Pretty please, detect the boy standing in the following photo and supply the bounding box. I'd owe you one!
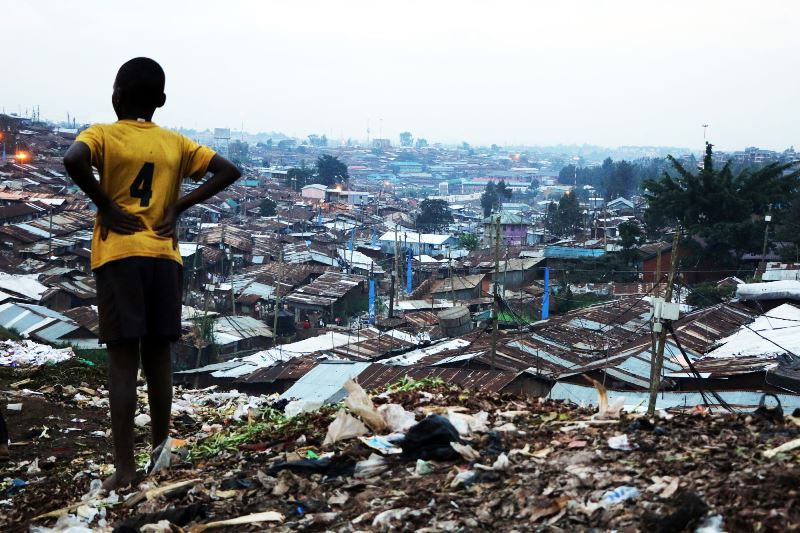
[63,57,241,489]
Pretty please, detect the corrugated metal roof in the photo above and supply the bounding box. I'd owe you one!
[279,361,371,403]
[356,363,521,393]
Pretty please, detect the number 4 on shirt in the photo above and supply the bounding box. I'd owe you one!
[130,162,155,207]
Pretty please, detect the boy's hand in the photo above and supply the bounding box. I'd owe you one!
[154,205,179,249]
[98,202,146,240]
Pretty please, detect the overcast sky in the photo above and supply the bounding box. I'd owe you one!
[3,0,797,151]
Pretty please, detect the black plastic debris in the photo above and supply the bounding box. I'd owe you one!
[399,414,462,461]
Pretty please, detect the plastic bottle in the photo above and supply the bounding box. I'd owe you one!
[601,485,640,506]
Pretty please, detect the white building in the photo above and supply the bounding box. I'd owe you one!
[301,184,327,202]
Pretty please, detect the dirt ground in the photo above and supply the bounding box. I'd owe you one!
[2,366,800,532]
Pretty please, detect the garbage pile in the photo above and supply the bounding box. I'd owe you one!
[0,340,74,367]
[2,364,800,532]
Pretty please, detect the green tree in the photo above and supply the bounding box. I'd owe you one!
[316,155,349,187]
[644,142,800,264]
[618,220,642,262]
[399,131,413,147]
[286,164,314,191]
[556,192,582,235]
[259,197,276,217]
[481,182,497,217]
[458,233,479,251]
[229,140,249,165]
[416,199,453,231]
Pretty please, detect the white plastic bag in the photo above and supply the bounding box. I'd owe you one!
[343,379,386,432]
[323,410,368,446]
[378,404,416,433]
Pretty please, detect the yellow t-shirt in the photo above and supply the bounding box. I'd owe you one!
[76,120,215,270]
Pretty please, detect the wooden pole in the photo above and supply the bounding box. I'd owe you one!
[272,246,283,345]
[647,230,681,416]
[490,215,501,371]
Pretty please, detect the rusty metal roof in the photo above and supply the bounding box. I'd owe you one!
[285,271,365,308]
[356,363,521,393]
[238,356,319,384]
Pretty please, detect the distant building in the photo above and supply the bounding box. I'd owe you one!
[301,184,327,202]
[325,189,371,206]
[372,138,391,149]
[483,213,530,247]
[438,182,449,196]
[377,230,457,256]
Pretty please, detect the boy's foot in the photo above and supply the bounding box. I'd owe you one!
[102,469,137,491]
[0,444,8,462]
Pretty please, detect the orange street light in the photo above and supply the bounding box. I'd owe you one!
[15,151,29,161]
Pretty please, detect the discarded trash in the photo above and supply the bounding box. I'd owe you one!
[6,403,22,412]
[354,453,388,478]
[267,457,356,478]
[445,409,489,435]
[587,376,625,419]
[305,450,319,459]
[0,340,74,367]
[187,510,283,532]
[642,491,709,532]
[450,469,478,488]
[400,414,461,461]
[753,393,784,424]
[378,403,417,433]
[608,434,634,451]
[284,399,323,418]
[415,459,433,475]
[601,485,640,506]
[763,436,800,458]
[359,435,402,454]
[323,410,368,446]
[491,452,511,472]
[696,514,725,533]
[145,437,174,475]
[5,479,27,495]
[450,441,481,461]
[134,413,151,427]
[343,379,387,432]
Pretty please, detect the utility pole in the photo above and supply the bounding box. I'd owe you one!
[388,272,395,318]
[48,208,53,258]
[448,250,455,306]
[272,246,284,345]
[757,213,772,281]
[490,215,501,371]
[228,247,236,315]
[647,230,681,416]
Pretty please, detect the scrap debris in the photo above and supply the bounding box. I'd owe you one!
[2,360,800,532]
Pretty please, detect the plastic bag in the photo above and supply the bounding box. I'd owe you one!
[354,453,388,479]
[284,399,323,418]
[378,403,416,433]
[445,409,489,435]
[343,379,386,432]
[323,410,368,446]
[146,437,174,475]
[587,376,625,419]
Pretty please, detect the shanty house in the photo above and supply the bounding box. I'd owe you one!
[284,271,367,322]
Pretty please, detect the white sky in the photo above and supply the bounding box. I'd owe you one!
[2,0,798,150]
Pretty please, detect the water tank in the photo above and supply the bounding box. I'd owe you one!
[438,306,473,337]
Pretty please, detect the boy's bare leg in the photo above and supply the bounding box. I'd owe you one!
[141,338,173,448]
[104,340,140,490]
[0,410,9,461]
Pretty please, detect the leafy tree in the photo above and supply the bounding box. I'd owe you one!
[415,138,428,149]
[286,164,315,191]
[458,233,479,251]
[480,180,513,217]
[557,192,582,235]
[416,199,453,231]
[644,143,800,264]
[316,155,349,187]
[618,220,642,262]
[259,197,276,217]
[399,131,413,147]
[481,182,497,217]
[229,140,249,165]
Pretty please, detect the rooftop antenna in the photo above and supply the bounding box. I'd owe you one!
[702,124,709,143]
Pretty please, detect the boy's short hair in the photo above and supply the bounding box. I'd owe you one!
[115,57,165,108]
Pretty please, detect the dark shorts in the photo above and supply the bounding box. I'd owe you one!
[95,257,183,344]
